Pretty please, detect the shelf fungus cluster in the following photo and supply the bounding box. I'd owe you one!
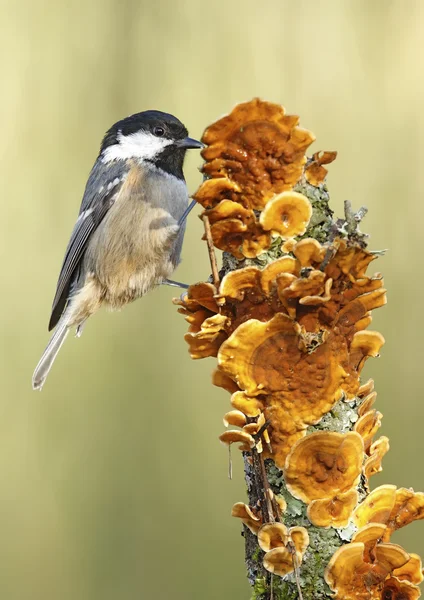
[174,99,423,599]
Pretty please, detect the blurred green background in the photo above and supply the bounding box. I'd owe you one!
[1,1,423,598]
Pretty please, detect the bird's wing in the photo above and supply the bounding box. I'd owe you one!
[48,159,128,331]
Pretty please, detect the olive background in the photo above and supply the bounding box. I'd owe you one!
[1,1,423,598]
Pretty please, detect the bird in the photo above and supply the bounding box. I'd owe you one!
[32,110,203,391]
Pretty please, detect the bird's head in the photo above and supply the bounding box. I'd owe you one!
[100,110,203,179]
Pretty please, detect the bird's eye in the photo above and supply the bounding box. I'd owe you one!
[153,126,165,137]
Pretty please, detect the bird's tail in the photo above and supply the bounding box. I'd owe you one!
[32,311,72,391]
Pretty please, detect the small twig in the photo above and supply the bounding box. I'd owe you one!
[288,542,304,600]
[202,214,220,290]
[319,246,336,272]
[319,233,340,272]
[253,418,273,453]
[344,199,368,224]
[251,449,273,523]
[249,418,276,523]
[258,452,275,522]
[269,491,282,523]
[344,199,368,235]
[228,445,232,480]
[354,205,368,223]
[253,419,271,442]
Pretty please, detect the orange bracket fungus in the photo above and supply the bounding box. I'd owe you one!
[259,191,312,238]
[174,99,422,599]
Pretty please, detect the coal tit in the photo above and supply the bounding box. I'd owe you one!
[32,110,203,390]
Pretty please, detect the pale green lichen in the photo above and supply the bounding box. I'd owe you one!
[307,396,359,434]
[294,178,334,244]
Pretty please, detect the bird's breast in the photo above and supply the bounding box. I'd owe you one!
[84,163,188,305]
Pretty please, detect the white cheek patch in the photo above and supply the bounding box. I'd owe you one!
[101,130,173,163]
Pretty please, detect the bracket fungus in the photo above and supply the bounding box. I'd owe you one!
[201,98,316,211]
[307,489,359,528]
[354,485,398,530]
[358,390,378,417]
[284,431,364,503]
[174,99,423,599]
[261,526,310,577]
[351,523,389,561]
[354,409,383,453]
[324,541,412,600]
[381,577,421,600]
[229,390,263,417]
[223,410,247,428]
[259,191,312,238]
[183,313,229,359]
[262,547,301,578]
[393,554,424,586]
[232,502,262,535]
[258,523,289,552]
[219,430,255,449]
[305,150,338,187]
[364,436,390,482]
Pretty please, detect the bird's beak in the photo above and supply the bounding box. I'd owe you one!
[176,136,205,149]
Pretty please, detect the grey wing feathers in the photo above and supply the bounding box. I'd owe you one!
[48,160,127,331]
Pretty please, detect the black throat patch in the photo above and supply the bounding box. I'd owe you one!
[148,146,186,181]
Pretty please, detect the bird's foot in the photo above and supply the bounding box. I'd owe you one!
[162,279,189,290]
[178,199,197,226]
